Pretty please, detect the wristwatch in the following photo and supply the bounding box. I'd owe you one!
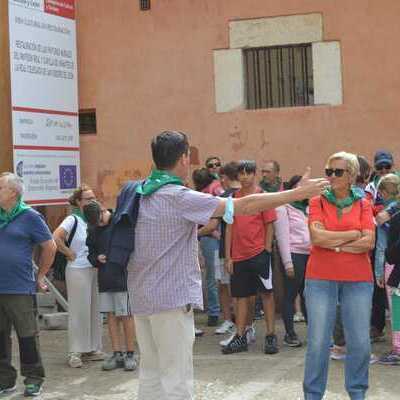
[334,247,341,253]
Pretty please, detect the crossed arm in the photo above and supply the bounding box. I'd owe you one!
[309,221,375,254]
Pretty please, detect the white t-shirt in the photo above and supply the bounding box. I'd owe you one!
[60,215,92,269]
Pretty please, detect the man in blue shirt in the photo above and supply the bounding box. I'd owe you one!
[0,172,56,397]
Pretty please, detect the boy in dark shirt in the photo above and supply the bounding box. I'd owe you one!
[84,201,137,372]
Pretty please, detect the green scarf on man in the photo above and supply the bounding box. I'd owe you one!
[137,169,184,196]
[260,177,282,193]
[0,197,31,229]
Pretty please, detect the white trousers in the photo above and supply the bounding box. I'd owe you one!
[65,267,102,353]
[135,307,195,400]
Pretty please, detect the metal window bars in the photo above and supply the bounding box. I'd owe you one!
[244,44,314,109]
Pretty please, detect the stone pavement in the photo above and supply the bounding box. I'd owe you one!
[6,315,399,400]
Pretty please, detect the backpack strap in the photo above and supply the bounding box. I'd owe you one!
[66,215,78,247]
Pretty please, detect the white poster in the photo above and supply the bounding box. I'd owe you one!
[9,0,79,205]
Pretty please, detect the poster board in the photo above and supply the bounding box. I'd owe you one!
[8,0,79,205]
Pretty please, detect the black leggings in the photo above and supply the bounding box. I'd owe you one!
[282,253,308,335]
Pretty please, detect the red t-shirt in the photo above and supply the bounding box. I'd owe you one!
[306,196,374,282]
[231,189,277,262]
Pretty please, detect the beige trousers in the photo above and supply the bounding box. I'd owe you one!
[135,308,195,400]
[65,267,102,353]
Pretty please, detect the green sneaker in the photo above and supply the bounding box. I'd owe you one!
[24,383,42,397]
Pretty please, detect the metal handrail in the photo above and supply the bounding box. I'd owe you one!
[33,263,68,312]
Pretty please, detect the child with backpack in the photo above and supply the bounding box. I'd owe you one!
[84,200,137,371]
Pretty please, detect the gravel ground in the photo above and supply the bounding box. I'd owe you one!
[6,314,399,399]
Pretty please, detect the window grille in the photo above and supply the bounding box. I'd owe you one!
[140,0,151,11]
[244,44,314,109]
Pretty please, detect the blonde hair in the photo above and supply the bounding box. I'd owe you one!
[378,173,400,201]
[326,151,360,183]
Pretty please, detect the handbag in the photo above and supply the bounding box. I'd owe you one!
[52,216,78,281]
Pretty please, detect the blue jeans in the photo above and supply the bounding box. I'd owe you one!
[303,279,373,400]
[200,237,220,317]
[374,225,388,280]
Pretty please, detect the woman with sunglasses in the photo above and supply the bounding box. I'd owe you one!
[303,152,375,400]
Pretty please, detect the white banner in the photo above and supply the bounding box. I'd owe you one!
[9,0,79,205]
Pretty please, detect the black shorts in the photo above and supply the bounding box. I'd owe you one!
[230,250,273,298]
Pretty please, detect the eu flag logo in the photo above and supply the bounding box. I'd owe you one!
[59,165,77,189]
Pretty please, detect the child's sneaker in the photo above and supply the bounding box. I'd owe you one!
[124,352,138,371]
[102,352,125,371]
[222,334,248,354]
[24,383,42,397]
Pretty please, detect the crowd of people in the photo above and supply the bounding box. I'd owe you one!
[1,131,400,400]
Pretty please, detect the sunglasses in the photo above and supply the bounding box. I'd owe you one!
[375,163,392,171]
[325,168,347,177]
[207,162,221,168]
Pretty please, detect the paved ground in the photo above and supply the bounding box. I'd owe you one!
[6,314,400,399]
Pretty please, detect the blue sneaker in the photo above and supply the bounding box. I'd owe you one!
[24,383,42,397]
[0,383,16,394]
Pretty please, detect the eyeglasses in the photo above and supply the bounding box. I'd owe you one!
[262,170,273,174]
[325,168,347,177]
[207,162,221,168]
[375,163,392,171]
[81,196,96,201]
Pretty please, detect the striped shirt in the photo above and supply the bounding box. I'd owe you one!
[127,184,220,315]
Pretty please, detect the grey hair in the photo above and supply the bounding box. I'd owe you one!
[326,151,360,184]
[0,172,25,196]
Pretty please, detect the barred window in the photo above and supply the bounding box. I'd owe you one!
[79,109,97,135]
[244,44,314,109]
[140,0,151,11]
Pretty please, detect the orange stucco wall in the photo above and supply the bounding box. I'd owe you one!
[44,1,400,204]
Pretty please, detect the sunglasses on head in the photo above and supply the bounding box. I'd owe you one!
[376,163,392,171]
[325,168,347,177]
[207,162,221,168]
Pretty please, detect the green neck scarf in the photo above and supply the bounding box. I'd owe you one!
[72,207,87,222]
[290,200,308,216]
[137,169,184,196]
[260,177,282,193]
[323,186,363,218]
[0,197,31,229]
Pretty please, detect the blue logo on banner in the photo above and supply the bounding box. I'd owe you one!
[59,165,77,189]
[16,161,24,178]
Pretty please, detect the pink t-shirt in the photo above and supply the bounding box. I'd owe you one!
[274,205,310,269]
[202,180,224,196]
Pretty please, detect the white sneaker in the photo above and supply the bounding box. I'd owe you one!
[215,320,235,335]
[245,325,256,344]
[68,352,83,368]
[294,312,305,323]
[220,330,236,347]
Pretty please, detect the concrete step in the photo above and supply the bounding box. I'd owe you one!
[36,292,56,308]
[38,305,58,316]
[39,312,68,330]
